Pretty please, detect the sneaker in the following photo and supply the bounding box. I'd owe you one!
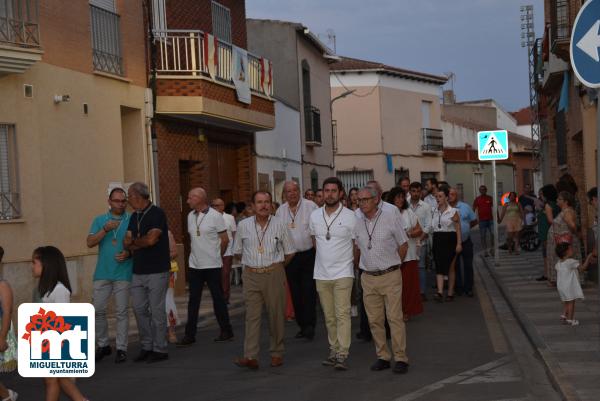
[114,350,127,364]
[214,331,234,342]
[334,356,348,371]
[567,319,579,326]
[146,351,169,363]
[322,352,336,366]
[95,345,111,362]
[176,336,196,347]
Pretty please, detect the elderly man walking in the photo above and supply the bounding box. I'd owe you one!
[354,186,410,374]
[276,181,318,340]
[178,188,234,347]
[87,187,132,363]
[124,182,171,363]
[234,191,296,370]
[310,177,357,370]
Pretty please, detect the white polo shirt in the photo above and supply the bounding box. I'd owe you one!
[410,200,432,235]
[223,212,237,257]
[275,199,317,252]
[309,204,357,281]
[188,207,227,269]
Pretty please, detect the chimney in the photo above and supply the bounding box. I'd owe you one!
[443,90,456,105]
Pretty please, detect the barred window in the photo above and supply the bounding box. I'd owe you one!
[90,2,123,76]
[0,124,20,219]
[211,1,231,43]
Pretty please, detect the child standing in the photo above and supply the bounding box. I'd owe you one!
[0,246,18,401]
[31,246,90,401]
[554,243,594,326]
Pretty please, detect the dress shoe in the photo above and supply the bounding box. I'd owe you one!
[133,349,152,363]
[147,351,169,363]
[176,336,195,347]
[270,356,283,367]
[393,361,409,374]
[95,345,111,362]
[214,331,234,342]
[295,330,305,339]
[234,357,259,370]
[371,359,391,371]
[334,356,348,371]
[322,352,336,366]
[114,350,127,364]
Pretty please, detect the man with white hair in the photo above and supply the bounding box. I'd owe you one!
[276,181,318,340]
[124,182,170,363]
[177,188,233,347]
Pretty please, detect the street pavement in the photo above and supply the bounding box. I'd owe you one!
[4,234,565,401]
[481,248,600,401]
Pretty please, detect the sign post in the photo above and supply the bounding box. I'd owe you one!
[478,130,509,266]
[570,0,600,344]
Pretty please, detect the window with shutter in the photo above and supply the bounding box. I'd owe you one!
[0,124,20,219]
[90,1,123,76]
[211,1,231,43]
[89,0,115,12]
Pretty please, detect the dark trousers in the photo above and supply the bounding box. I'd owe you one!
[456,238,474,293]
[285,248,317,331]
[185,268,232,339]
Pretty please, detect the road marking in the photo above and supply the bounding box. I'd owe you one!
[391,356,514,401]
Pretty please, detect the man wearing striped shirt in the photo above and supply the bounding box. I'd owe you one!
[354,186,410,374]
[234,191,296,370]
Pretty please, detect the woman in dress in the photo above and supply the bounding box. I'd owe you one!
[388,187,423,320]
[547,191,583,285]
[430,186,462,302]
[536,185,560,282]
[499,192,524,254]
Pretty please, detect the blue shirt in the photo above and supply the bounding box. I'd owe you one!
[90,212,133,281]
[454,201,477,241]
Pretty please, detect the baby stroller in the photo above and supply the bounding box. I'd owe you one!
[519,223,540,252]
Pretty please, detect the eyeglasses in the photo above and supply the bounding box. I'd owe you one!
[357,197,374,203]
[110,199,128,203]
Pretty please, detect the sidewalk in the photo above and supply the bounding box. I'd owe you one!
[481,249,600,401]
[105,284,246,343]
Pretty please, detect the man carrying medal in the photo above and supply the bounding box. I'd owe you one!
[309,177,357,371]
[87,186,132,363]
[275,181,318,340]
[234,191,295,370]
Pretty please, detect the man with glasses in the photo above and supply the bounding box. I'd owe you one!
[473,185,494,256]
[87,187,132,363]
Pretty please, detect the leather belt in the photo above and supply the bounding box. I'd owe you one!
[362,265,400,276]
[245,264,281,274]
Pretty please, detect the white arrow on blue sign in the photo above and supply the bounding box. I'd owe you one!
[571,0,600,88]
[478,130,509,161]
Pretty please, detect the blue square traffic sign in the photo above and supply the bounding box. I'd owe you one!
[478,130,509,161]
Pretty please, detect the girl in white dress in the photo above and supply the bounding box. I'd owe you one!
[554,243,594,326]
[31,246,90,401]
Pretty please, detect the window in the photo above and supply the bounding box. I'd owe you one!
[337,170,373,192]
[151,0,167,33]
[555,0,569,39]
[497,181,504,197]
[522,169,532,188]
[421,101,432,129]
[310,169,319,192]
[395,168,409,186]
[0,124,20,219]
[211,1,231,43]
[456,183,464,201]
[420,172,438,186]
[301,60,320,143]
[90,0,115,12]
[90,2,123,76]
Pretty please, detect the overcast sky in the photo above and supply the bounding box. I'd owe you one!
[246,0,545,112]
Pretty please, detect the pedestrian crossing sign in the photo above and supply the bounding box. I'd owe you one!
[477,130,509,161]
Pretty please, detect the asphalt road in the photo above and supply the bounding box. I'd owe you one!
[5,230,562,401]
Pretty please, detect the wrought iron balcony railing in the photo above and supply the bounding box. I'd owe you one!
[421,128,443,152]
[154,29,273,97]
[0,192,20,220]
[90,5,123,76]
[0,0,40,48]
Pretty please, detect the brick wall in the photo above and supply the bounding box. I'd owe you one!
[156,78,275,115]
[165,0,247,48]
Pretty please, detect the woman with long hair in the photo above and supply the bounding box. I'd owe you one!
[536,185,560,282]
[499,192,524,254]
[388,187,423,320]
[347,187,359,211]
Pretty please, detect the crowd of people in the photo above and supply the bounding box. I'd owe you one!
[0,173,597,400]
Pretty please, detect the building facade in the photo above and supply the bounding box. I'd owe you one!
[330,57,447,190]
[247,19,335,192]
[0,0,150,306]
[150,1,275,258]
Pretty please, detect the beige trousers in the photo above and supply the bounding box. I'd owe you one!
[242,263,286,359]
[361,269,408,362]
[316,277,354,357]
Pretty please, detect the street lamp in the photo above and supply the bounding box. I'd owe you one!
[330,89,356,106]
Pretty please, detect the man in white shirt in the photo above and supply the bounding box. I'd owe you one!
[309,177,357,370]
[234,191,296,370]
[366,180,397,214]
[399,177,411,203]
[409,182,432,300]
[211,198,237,303]
[177,188,233,347]
[354,186,409,374]
[276,181,318,340]
[314,189,325,207]
[424,178,439,210]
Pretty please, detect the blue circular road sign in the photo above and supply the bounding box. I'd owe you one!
[571,0,600,88]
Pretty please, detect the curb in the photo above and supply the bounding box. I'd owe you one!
[479,252,581,401]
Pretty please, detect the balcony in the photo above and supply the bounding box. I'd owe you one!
[305,106,321,146]
[550,2,570,60]
[153,29,275,131]
[542,50,568,92]
[0,0,42,75]
[421,128,443,152]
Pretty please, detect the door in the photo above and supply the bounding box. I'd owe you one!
[208,142,239,202]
